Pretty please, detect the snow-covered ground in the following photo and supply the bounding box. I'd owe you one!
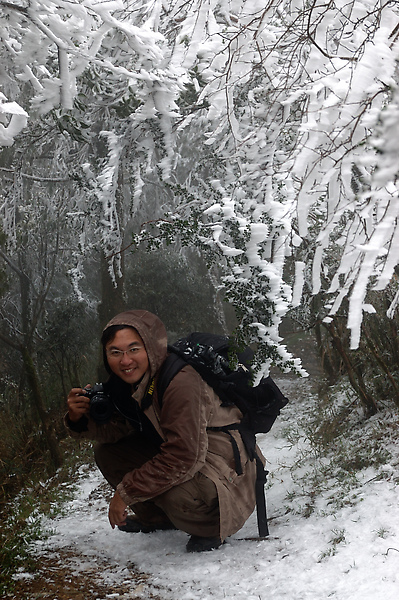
[32,378,399,600]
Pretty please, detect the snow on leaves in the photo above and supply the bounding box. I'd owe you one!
[1,0,399,374]
[0,92,28,146]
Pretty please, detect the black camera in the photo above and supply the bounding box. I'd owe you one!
[83,383,114,424]
[186,343,230,376]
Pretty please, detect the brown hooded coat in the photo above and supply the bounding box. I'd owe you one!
[66,309,263,540]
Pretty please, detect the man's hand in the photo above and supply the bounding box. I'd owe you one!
[108,491,128,529]
[67,387,90,422]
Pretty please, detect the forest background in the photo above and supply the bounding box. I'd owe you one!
[1,0,399,593]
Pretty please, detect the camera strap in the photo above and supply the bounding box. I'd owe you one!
[141,377,156,411]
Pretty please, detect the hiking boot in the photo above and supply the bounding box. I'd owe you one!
[118,515,177,534]
[186,535,223,553]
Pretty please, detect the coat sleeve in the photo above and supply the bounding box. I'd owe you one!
[64,412,136,444]
[116,367,212,505]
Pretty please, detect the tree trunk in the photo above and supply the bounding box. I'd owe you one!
[21,346,63,471]
[363,329,399,408]
[97,250,126,329]
[96,250,126,380]
[323,321,378,416]
[314,319,340,384]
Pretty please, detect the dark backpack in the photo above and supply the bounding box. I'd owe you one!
[155,332,289,538]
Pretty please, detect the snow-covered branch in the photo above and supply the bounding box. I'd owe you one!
[0,93,28,146]
[1,0,399,372]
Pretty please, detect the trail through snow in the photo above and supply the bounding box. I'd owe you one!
[30,377,399,599]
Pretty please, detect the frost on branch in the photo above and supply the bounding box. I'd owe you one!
[0,0,180,136]
[0,93,28,146]
[134,190,307,379]
[181,0,399,351]
[128,0,399,371]
[2,0,399,368]
[286,5,399,347]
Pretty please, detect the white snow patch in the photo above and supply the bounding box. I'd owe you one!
[32,379,399,600]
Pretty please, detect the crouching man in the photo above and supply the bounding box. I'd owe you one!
[65,309,262,552]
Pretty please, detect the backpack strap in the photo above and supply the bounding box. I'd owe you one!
[209,423,269,537]
[254,453,269,537]
[208,424,243,475]
[155,352,188,408]
[230,424,270,538]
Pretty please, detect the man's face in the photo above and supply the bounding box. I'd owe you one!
[105,328,149,385]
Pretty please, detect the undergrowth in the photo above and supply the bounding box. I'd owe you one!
[2,377,399,594]
[279,379,399,518]
[0,437,94,597]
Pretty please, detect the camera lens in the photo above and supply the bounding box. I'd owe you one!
[87,384,114,424]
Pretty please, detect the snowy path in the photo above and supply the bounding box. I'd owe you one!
[33,378,399,600]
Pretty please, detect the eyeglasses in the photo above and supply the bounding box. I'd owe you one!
[106,347,145,360]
